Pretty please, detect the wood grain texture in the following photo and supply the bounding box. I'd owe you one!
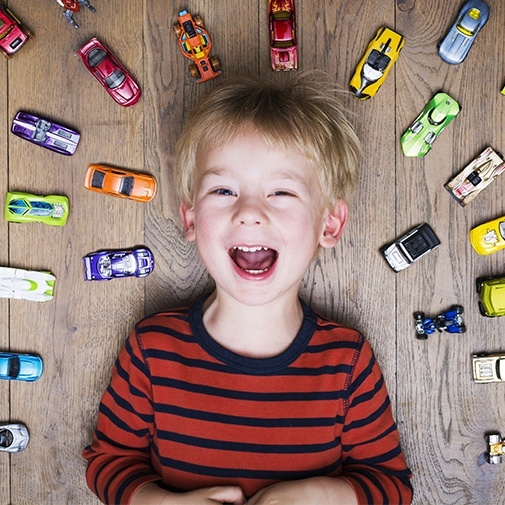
[2,0,505,503]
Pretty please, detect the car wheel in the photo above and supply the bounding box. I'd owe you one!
[173,24,182,37]
[189,64,200,79]
[453,305,464,314]
[210,57,221,72]
[194,15,204,28]
[478,302,489,317]
[416,333,428,341]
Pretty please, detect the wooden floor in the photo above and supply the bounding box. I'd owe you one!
[2,0,505,503]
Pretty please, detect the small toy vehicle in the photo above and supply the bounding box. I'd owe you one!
[381,223,440,272]
[5,191,69,226]
[83,247,154,281]
[0,266,55,302]
[438,0,489,65]
[84,164,157,202]
[445,147,505,207]
[472,353,505,383]
[0,4,31,58]
[476,275,505,317]
[0,352,43,381]
[173,10,221,83]
[485,433,504,464]
[56,0,96,29]
[268,0,297,71]
[0,423,29,452]
[77,37,141,107]
[401,92,461,157]
[470,215,505,256]
[11,111,80,156]
[349,27,404,100]
[414,305,466,339]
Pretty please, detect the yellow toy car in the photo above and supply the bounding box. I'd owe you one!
[477,275,505,317]
[349,27,404,100]
[470,215,505,255]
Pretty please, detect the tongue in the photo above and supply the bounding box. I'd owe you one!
[234,248,276,271]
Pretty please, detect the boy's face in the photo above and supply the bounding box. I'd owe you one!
[180,130,347,307]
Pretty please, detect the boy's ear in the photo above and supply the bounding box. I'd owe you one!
[319,200,348,249]
[179,202,196,242]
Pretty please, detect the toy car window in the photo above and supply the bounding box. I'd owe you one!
[368,49,391,72]
[91,170,106,189]
[87,48,107,68]
[499,222,505,240]
[7,357,19,379]
[182,20,196,38]
[119,176,134,196]
[402,233,430,259]
[105,70,126,90]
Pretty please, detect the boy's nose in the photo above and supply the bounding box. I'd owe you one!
[233,197,266,226]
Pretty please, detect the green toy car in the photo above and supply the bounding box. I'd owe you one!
[4,191,69,226]
[401,92,461,157]
[476,275,505,317]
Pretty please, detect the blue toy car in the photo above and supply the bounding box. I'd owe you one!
[414,305,466,339]
[0,352,43,381]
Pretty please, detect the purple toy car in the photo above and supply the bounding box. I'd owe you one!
[83,247,154,281]
[11,111,80,156]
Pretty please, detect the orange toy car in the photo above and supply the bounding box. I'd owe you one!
[84,164,157,203]
[173,9,221,83]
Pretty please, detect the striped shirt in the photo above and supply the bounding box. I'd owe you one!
[83,297,413,504]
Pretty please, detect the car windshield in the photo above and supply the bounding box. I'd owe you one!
[88,48,107,68]
[457,8,481,36]
[367,49,391,72]
[27,200,54,217]
[119,176,134,196]
[33,119,51,142]
[91,170,106,189]
[7,199,29,216]
[105,69,126,89]
[182,20,196,38]
[0,429,13,448]
[402,233,430,260]
[0,357,19,379]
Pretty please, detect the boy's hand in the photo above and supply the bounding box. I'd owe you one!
[130,483,246,504]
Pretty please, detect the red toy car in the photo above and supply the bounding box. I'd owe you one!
[0,4,31,58]
[77,37,141,107]
[268,0,297,71]
[173,10,221,83]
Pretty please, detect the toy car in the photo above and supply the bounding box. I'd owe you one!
[268,0,297,71]
[173,10,221,83]
[472,353,505,383]
[470,215,505,256]
[0,352,43,381]
[11,111,80,156]
[381,223,440,272]
[77,37,141,107]
[476,275,505,317]
[83,247,154,281]
[5,191,69,226]
[486,433,504,464]
[0,266,55,302]
[349,27,404,100]
[0,423,29,452]
[414,305,466,339]
[445,147,505,207]
[401,92,461,157]
[438,0,490,65]
[84,164,157,202]
[0,4,31,58]
[56,0,96,29]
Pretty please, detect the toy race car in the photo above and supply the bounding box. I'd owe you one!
[485,433,505,464]
[381,223,440,272]
[0,423,29,452]
[476,275,505,317]
[401,92,461,157]
[0,351,43,382]
[11,111,80,156]
[83,247,154,281]
[0,266,55,302]
[472,353,505,383]
[0,4,31,58]
[268,0,297,71]
[173,10,222,83]
[84,164,157,202]
[349,27,404,100]
[414,305,466,339]
[5,191,69,226]
[445,147,505,207]
[470,215,505,256]
[77,37,141,107]
[438,0,489,65]
[55,0,96,29]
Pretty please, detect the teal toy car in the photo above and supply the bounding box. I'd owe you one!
[401,92,461,157]
[5,191,69,226]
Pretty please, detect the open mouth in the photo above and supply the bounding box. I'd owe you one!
[229,246,278,275]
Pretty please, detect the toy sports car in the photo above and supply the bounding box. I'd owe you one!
[77,37,141,107]
[55,0,96,29]
[486,433,505,464]
[0,423,29,452]
[414,305,466,339]
[349,27,404,100]
[476,275,505,317]
[268,0,297,71]
[84,164,157,202]
[5,191,69,226]
[470,215,505,255]
[11,111,80,156]
[438,0,490,65]
[83,247,154,281]
[0,352,43,382]
[0,4,31,58]
[0,266,55,302]
[173,10,221,83]
[445,147,505,206]
[401,92,461,157]
[472,353,505,383]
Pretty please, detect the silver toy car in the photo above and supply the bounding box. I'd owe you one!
[0,423,29,452]
[472,352,505,383]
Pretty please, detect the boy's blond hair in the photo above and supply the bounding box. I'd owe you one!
[175,73,362,207]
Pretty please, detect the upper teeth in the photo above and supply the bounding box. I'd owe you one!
[233,246,268,252]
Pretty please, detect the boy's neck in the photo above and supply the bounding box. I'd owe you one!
[201,290,304,359]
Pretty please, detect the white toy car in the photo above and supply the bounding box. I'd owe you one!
[0,266,55,301]
[0,423,29,452]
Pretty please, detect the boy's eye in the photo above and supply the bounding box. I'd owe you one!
[213,188,235,196]
[270,190,295,197]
